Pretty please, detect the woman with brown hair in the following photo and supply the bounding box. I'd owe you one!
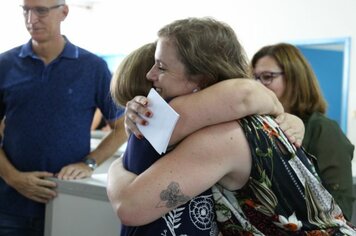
[251,42,355,220]
[108,18,355,235]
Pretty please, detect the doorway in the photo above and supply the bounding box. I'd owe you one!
[293,37,351,133]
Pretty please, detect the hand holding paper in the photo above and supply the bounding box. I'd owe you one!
[137,88,180,154]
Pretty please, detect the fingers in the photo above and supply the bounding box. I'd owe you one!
[125,96,152,139]
[13,172,57,203]
[125,101,152,124]
[30,186,57,204]
[280,126,303,148]
[57,163,92,180]
[294,139,302,148]
[275,113,285,124]
[125,116,143,139]
[133,95,148,105]
[275,113,304,147]
[34,172,57,188]
[34,173,57,201]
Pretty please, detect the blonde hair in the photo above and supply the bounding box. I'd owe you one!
[110,43,155,106]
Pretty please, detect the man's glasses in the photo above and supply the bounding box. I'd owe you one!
[253,71,284,85]
[21,4,64,17]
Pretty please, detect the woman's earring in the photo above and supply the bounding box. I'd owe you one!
[193,88,200,93]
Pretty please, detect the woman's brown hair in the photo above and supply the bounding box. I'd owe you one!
[251,43,327,119]
[158,17,250,89]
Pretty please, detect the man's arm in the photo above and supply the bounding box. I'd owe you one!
[57,116,127,180]
[89,115,127,164]
[107,121,251,226]
[0,148,57,203]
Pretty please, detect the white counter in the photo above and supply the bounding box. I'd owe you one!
[44,173,120,236]
[44,138,124,236]
[43,136,356,234]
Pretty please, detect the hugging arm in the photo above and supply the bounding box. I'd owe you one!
[125,79,305,146]
[107,121,251,226]
[168,79,283,144]
[126,79,283,145]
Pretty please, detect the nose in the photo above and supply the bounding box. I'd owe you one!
[146,65,157,82]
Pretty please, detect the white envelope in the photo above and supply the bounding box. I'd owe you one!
[137,88,180,154]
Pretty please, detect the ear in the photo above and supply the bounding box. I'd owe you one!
[61,4,69,21]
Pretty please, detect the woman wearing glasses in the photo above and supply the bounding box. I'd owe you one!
[251,43,355,220]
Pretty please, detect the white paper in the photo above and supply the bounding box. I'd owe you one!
[137,88,180,154]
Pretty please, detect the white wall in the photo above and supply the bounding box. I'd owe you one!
[2,0,356,159]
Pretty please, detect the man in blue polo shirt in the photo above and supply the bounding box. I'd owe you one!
[0,0,127,235]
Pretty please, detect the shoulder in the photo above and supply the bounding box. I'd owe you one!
[173,121,251,190]
[74,47,110,78]
[190,120,243,138]
[181,121,248,158]
[303,112,354,152]
[77,47,106,64]
[0,46,24,82]
[0,46,22,61]
[65,39,108,69]
[305,112,341,134]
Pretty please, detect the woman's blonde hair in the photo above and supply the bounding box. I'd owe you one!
[110,43,155,106]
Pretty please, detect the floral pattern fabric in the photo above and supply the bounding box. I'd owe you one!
[213,115,356,236]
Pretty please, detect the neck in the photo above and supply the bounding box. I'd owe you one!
[32,35,66,65]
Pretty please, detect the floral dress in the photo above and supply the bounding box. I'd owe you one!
[213,115,356,236]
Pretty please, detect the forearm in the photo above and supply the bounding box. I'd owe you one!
[0,148,19,185]
[107,157,168,226]
[107,158,138,224]
[0,148,56,203]
[107,122,246,226]
[169,79,283,144]
[89,116,127,165]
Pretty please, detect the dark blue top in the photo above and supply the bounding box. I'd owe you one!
[121,134,218,236]
[0,37,124,218]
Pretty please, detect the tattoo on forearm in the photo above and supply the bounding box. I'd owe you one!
[156,182,191,209]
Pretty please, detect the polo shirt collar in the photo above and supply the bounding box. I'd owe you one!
[19,35,79,60]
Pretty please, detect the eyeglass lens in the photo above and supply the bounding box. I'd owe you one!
[21,4,63,17]
[254,72,283,85]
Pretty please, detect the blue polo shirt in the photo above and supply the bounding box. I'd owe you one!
[0,37,124,218]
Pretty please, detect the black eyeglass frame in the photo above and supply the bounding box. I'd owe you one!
[253,71,284,85]
[20,4,64,17]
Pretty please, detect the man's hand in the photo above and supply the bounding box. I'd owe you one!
[8,171,57,203]
[56,162,93,180]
